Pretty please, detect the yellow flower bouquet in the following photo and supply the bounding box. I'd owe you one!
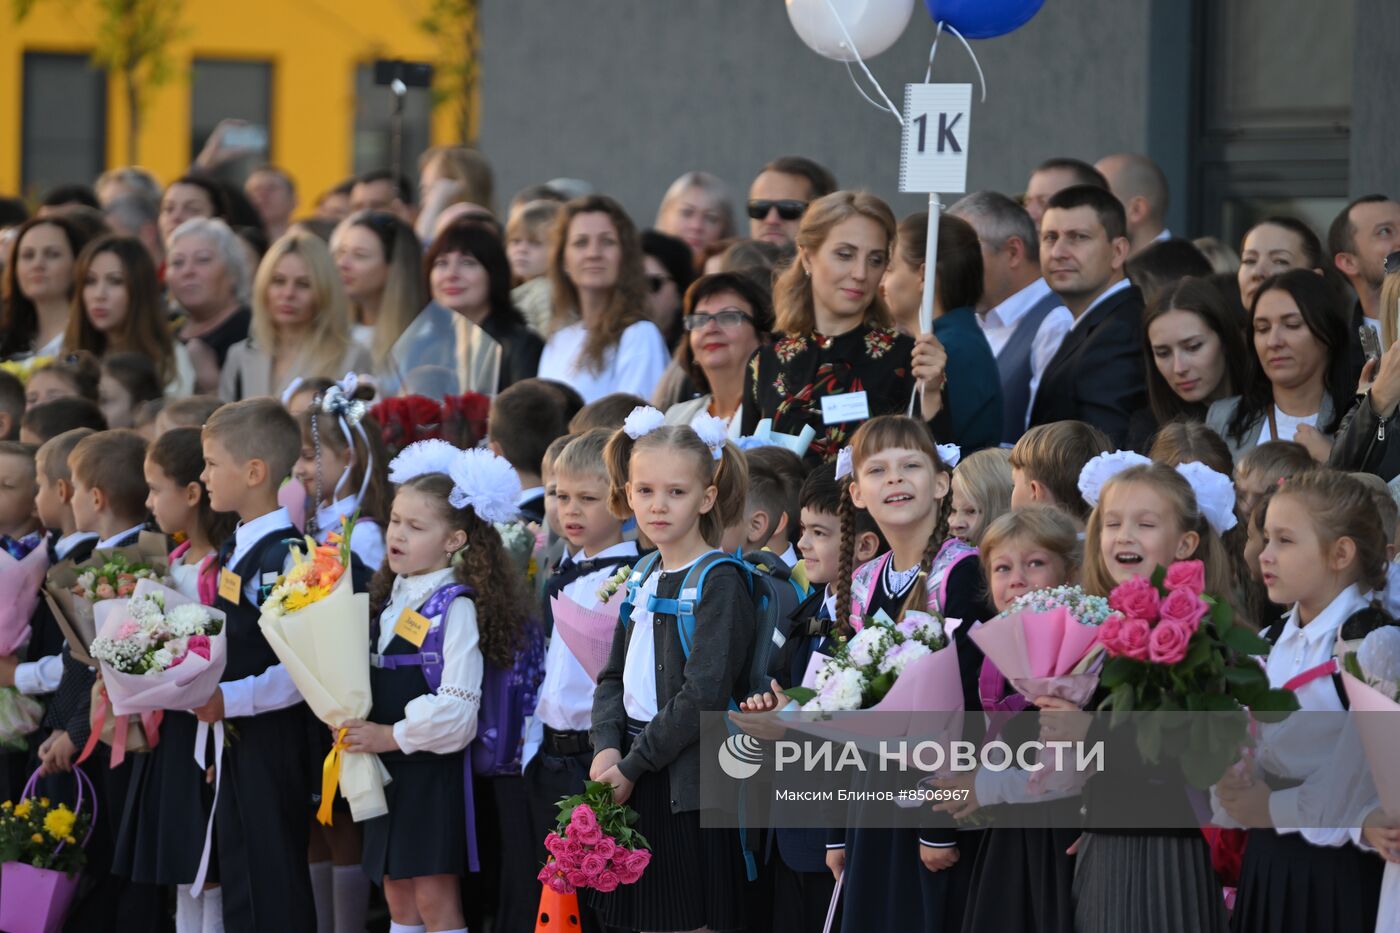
[0,767,95,933]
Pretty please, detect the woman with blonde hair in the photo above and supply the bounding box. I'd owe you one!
[415,145,497,242]
[655,171,735,266]
[742,191,947,464]
[219,231,371,401]
[331,210,425,377]
[536,195,669,402]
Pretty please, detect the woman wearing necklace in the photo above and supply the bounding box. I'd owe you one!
[1206,270,1351,461]
[663,271,772,434]
[742,191,947,466]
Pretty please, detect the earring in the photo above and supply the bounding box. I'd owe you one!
[804,266,811,277]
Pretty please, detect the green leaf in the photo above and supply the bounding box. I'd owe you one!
[1150,564,1168,591]
[1252,688,1302,714]
[1224,665,1266,689]
[782,686,817,706]
[1209,599,1234,635]
[1100,657,1139,689]
[1137,714,1163,763]
[1221,625,1271,656]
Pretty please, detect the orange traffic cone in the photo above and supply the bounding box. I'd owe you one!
[535,883,581,931]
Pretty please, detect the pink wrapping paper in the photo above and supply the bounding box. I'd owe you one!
[0,544,50,655]
[92,579,227,716]
[549,593,621,682]
[970,607,1103,706]
[1341,671,1400,815]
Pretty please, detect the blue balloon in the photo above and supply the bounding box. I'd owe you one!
[924,0,1046,39]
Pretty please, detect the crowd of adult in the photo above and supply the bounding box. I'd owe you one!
[3,143,1399,478]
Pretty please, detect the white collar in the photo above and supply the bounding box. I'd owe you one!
[576,540,639,562]
[518,486,544,506]
[96,524,146,550]
[314,496,359,534]
[779,544,798,567]
[389,566,458,608]
[1152,227,1172,245]
[230,508,294,568]
[981,277,1053,328]
[1278,584,1369,647]
[1069,277,1132,328]
[56,531,99,559]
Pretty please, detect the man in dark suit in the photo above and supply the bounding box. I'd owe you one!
[1028,185,1146,448]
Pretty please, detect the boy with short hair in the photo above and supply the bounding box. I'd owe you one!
[727,446,805,562]
[567,392,647,433]
[489,380,570,524]
[190,397,315,932]
[68,430,150,548]
[525,428,637,929]
[19,396,107,446]
[0,370,24,440]
[155,394,224,437]
[1008,421,1111,529]
[0,440,40,546]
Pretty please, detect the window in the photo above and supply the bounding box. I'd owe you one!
[190,59,273,175]
[352,63,431,181]
[21,53,107,195]
[1192,0,1354,245]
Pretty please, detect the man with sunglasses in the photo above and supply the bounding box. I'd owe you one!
[746,155,837,246]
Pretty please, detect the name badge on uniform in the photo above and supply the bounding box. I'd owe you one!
[217,569,242,603]
[393,608,432,648]
[820,391,870,425]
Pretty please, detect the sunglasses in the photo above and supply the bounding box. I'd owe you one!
[682,308,754,331]
[747,199,807,222]
[647,274,672,294]
[1386,250,1400,276]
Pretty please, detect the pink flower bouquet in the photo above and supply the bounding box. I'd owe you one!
[537,781,651,895]
[42,534,169,667]
[970,585,1112,707]
[0,542,50,749]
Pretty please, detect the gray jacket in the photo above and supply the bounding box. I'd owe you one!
[591,558,754,813]
[1204,393,1337,460]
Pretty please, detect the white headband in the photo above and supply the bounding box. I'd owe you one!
[1077,451,1238,534]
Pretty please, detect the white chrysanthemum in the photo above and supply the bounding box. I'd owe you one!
[828,667,865,710]
[1358,627,1400,687]
[847,627,891,669]
[622,405,666,440]
[388,439,461,485]
[167,604,212,637]
[879,639,931,676]
[147,648,174,673]
[448,448,522,524]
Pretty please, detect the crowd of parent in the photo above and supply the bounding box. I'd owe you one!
[3,143,1396,479]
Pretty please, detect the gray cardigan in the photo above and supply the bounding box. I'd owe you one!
[1204,393,1337,460]
[591,558,754,813]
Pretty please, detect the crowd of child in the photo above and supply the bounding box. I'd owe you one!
[2,369,1399,933]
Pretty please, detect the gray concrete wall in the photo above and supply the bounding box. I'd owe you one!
[1350,0,1400,198]
[477,0,1151,224]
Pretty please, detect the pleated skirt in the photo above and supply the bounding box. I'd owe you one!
[962,824,1078,933]
[113,712,216,884]
[362,751,466,882]
[1072,832,1228,933]
[1230,828,1382,933]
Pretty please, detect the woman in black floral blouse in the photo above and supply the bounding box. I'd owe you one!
[742,191,947,463]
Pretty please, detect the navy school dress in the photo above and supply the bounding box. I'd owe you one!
[211,520,316,933]
[836,549,992,933]
[360,580,472,882]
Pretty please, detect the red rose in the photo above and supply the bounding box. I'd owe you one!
[1117,618,1151,661]
[1147,621,1192,665]
[579,852,608,878]
[1098,613,1125,654]
[569,804,598,832]
[1162,560,1206,596]
[1158,588,1208,635]
[1109,576,1160,622]
[594,870,621,892]
[594,836,617,860]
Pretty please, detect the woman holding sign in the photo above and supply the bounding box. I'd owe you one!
[742,191,948,465]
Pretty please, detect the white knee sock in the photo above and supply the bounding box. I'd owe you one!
[309,860,334,933]
[175,884,203,933]
[387,924,427,933]
[331,864,370,933]
[200,887,224,933]
[430,928,467,933]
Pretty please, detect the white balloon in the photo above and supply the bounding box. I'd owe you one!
[786,0,916,62]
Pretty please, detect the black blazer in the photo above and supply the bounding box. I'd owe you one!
[1028,283,1147,448]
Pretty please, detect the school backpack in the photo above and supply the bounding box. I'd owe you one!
[412,583,546,776]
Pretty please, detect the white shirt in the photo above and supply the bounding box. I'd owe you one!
[1067,277,1133,332]
[312,496,384,573]
[537,319,669,404]
[535,541,639,732]
[220,508,302,720]
[96,524,146,550]
[376,566,483,755]
[981,278,1073,429]
[15,532,100,696]
[1256,405,1320,446]
[621,554,702,722]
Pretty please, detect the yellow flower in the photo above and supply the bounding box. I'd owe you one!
[43,806,76,840]
[30,833,42,844]
[39,797,49,808]
[13,800,31,819]
[64,836,75,844]
[2,800,11,810]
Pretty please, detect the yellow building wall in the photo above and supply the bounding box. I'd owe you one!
[0,0,460,201]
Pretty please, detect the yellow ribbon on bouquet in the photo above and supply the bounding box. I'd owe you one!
[318,727,349,826]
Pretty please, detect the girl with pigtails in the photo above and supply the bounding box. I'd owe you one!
[338,439,529,933]
[588,406,757,933]
[825,414,996,933]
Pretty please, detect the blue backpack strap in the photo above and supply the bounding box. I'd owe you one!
[372,582,472,694]
[646,552,752,660]
[618,552,663,630]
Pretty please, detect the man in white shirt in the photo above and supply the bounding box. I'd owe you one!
[1095,153,1172,256]
[949,191,1072,444]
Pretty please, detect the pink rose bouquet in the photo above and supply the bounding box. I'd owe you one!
[1097,560,1299,786]
[537,781,651,895]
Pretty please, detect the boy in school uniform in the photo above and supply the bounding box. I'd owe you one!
[191,398,316,933]
[726,446,806,567]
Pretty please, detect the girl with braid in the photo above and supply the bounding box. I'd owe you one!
[824,414,995,933]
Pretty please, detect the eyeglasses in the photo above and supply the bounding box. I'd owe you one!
[747,199,807,222]
[682,308,754,331]
[647,274,672,294]
[1386,250,1400,276]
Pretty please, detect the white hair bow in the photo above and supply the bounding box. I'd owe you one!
[936,444,962,468]
[622,406,666,440]
[389,439,461,485]
[448,449,522,524]
[835,446,854,481]
[1077,451,1238,535]
[690,413,729,461]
